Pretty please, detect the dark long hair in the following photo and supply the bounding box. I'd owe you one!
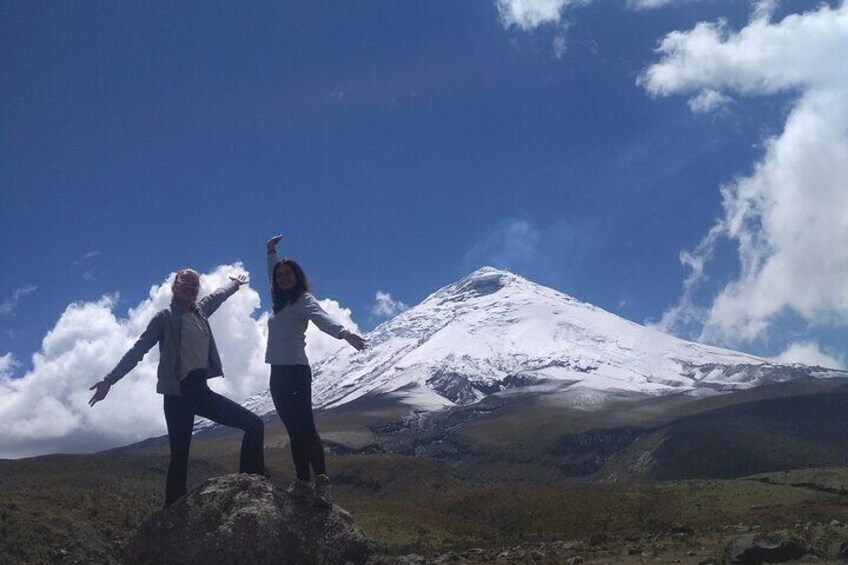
[271,259,310,313]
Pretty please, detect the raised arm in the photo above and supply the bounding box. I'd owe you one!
[266,234,283,284]
[197,275,246,317]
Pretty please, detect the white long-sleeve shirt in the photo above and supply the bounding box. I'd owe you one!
[265,252,345,365]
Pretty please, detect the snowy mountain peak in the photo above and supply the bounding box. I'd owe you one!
[418,266,580,314]
[465,265,510,278]
[236,267,844,421]
[429,267,520,302]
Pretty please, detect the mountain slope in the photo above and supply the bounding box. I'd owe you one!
[241,267,840,418]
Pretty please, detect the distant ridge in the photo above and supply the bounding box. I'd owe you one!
[234,267,843,422]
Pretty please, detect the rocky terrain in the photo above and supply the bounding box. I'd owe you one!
[124,473,375,565]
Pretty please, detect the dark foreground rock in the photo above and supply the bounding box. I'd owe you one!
[724,533,808,564]
[123,473,376,565]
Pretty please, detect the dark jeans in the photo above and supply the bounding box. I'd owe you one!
[163,370,265,506]
[270,364,325,482]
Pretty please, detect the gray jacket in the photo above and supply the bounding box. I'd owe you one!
[104,281,240,395]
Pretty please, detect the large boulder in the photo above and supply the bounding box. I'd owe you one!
[724,534,808,565]
[123,473,376,565]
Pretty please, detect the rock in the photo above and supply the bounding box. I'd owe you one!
[529,548,546,561]
[366,555,427,565]
[123,473,376,565]
[588,532,609,546]
[457,548,487,561]
[830,540,848,559]
[724,534,808,565]
[671,521,694,535]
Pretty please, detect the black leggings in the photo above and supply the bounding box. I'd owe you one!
[270,365,325,481]
[163,370,265,506]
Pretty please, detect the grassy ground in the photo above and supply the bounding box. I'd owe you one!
[5,438,848,564]
[332,454,848,556]
[5,389,848,565]
[0,454,164,564]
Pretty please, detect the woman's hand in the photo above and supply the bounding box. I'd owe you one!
[88,380,112,407]
[267,235,283,253]
[229,274,249,286]
[341,330,367,351]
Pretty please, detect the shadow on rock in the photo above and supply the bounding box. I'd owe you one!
[124,473,376,565]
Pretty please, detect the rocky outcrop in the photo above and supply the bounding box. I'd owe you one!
[123,473,376,565]
[724,534,808,564]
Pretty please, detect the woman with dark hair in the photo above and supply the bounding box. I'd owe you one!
[265,234,366,507]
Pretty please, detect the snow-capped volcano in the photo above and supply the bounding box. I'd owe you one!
[241,267,840,417]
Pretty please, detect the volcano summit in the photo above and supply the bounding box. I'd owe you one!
[237,267,839,420]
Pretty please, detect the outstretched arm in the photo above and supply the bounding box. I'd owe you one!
[303,294,367,351]
[89,380,111,406]
[339,329,367,351]
[90,314,164,406]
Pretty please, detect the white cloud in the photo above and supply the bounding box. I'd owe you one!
[495,0,573,30]
[73,250,101,264]
[772,341,845,369]
[73,250,101,281]
[371,291,409,320]
[0,264,361,459]
[0,353,16,379]
[627,0,676,10]
[642,2,848,346]
[463,218,584,285]
[752,0,779,22]
[687,89,732,113]
[640,6,848,97]
[494,0,585,60]
[627,0,775,16]
[0,285,37,316]
[553,34,568,59]
[465,219,544,272]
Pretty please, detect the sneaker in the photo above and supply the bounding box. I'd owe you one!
[285,479,313,500]
[314,474,334,507]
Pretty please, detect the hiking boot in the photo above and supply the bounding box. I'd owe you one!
[285,479,313,500]
[314,474,334,507]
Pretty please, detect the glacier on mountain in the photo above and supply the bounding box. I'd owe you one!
[235,267,840,420]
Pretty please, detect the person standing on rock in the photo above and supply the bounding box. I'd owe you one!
[88,268,266,507]
[265,235,366,507]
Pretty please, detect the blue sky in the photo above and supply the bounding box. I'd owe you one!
[2,1,847,457]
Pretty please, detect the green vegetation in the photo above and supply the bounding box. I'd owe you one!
[6,382,848,563]
[0,454,163,564]
[330,453,848,554]
[3,442,848,563]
